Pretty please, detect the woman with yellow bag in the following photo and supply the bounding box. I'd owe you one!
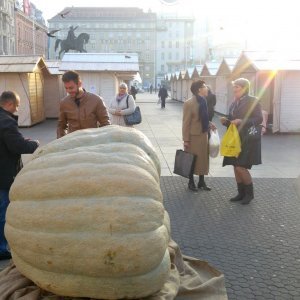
[220,78,263,204]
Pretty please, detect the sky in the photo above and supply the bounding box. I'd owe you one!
[30,0,300,52]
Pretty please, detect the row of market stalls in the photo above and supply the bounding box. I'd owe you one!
[167,51,300,133]
[0,53,139,126]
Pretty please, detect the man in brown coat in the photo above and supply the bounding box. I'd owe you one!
[57,71,110,138]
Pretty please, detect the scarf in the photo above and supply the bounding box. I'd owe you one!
[196,95,209,134]
[116,93,128,102]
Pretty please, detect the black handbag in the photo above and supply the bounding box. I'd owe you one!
[173,149,197,179]
[124,96,142,125]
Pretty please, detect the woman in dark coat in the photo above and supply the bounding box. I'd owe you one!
[220,78,263,204]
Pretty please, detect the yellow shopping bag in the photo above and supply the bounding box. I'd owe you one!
[220,124,241,157]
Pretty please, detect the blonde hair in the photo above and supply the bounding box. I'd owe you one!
[119,82,128,90]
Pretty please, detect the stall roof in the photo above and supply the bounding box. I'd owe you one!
[194,64,203,75]
[178,70,188,80]
[0,56,48,73]
[234,51,300,72]
[223,57,239,71]
[60,53,139,72]
[203,62,221,76]
[45,60,63,75]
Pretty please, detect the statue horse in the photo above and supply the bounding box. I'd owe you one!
[55,33,90,58]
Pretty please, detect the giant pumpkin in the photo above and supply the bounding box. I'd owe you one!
[6,125,171,299]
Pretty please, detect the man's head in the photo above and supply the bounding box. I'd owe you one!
[0,91,20,114]
[62,70,83,98]
[190,80,208,97]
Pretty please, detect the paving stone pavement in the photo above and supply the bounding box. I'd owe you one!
[160,176,300,300]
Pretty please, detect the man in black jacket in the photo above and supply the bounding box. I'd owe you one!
[0,91,39,260]
[158,85,168,109]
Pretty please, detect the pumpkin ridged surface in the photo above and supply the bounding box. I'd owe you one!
[11,248,171,299]
[6,126,171,299]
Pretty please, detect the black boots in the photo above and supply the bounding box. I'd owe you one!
[198,175,211,191]
[230,183,254,204]
[188,175,211,192]
[188,179,198,191]
[240,183,254,205]
[230,183,245,202]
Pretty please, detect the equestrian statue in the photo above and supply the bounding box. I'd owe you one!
[55,26,90,58]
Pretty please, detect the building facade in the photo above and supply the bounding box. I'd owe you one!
[14,8,48,56]
[48,7,157,88]
[0,0,15,55]
[156,15,194,86]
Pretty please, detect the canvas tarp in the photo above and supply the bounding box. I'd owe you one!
[0,240,228,300]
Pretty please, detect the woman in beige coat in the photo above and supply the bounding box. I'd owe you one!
[183,80,216,191]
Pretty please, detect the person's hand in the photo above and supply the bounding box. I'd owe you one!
[183,141,190,151]
[220,117,228,125]
[209,122,217,131]
[231,119,242,126]
[115,109,122,116]
[35,140,40,146]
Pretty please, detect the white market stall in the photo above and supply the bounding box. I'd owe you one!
[59,53,139,107]
[0,56,49,127]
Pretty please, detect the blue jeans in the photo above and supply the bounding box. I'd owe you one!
[0,190,9,253]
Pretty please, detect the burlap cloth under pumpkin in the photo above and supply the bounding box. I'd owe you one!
[0,240,227,300]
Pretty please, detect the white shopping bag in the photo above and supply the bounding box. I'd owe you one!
[157,98,161,105]
[209,129,220,158]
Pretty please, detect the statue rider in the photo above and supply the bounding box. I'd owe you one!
[67,26,78,45]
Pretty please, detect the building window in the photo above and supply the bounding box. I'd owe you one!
[161,65,165,72]
[161,53,165,60]
[161,41,165,48]
[168,52,172,60]
[169,41,172,48]
[176,52,179,60]
[176,41,179,48]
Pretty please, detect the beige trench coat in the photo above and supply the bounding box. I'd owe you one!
[182,96,209,175]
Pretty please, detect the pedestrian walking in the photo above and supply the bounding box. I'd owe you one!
[108,82,136,127]
[206,86,217,121]
[57,70,110,138]
[158,85,168,109]
[150,84,153,94]
[130,85,137,100]
[0,91,39,260]
[220,78,263,204]
[182,80,216,192]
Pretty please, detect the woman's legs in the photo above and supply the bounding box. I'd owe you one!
[233,166,254,204]
[230,167,245,201]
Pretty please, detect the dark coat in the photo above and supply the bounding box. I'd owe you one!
[158,87,168,99]
[0,108,39,189]
[206,90,216,121]
[223,94,263,168]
